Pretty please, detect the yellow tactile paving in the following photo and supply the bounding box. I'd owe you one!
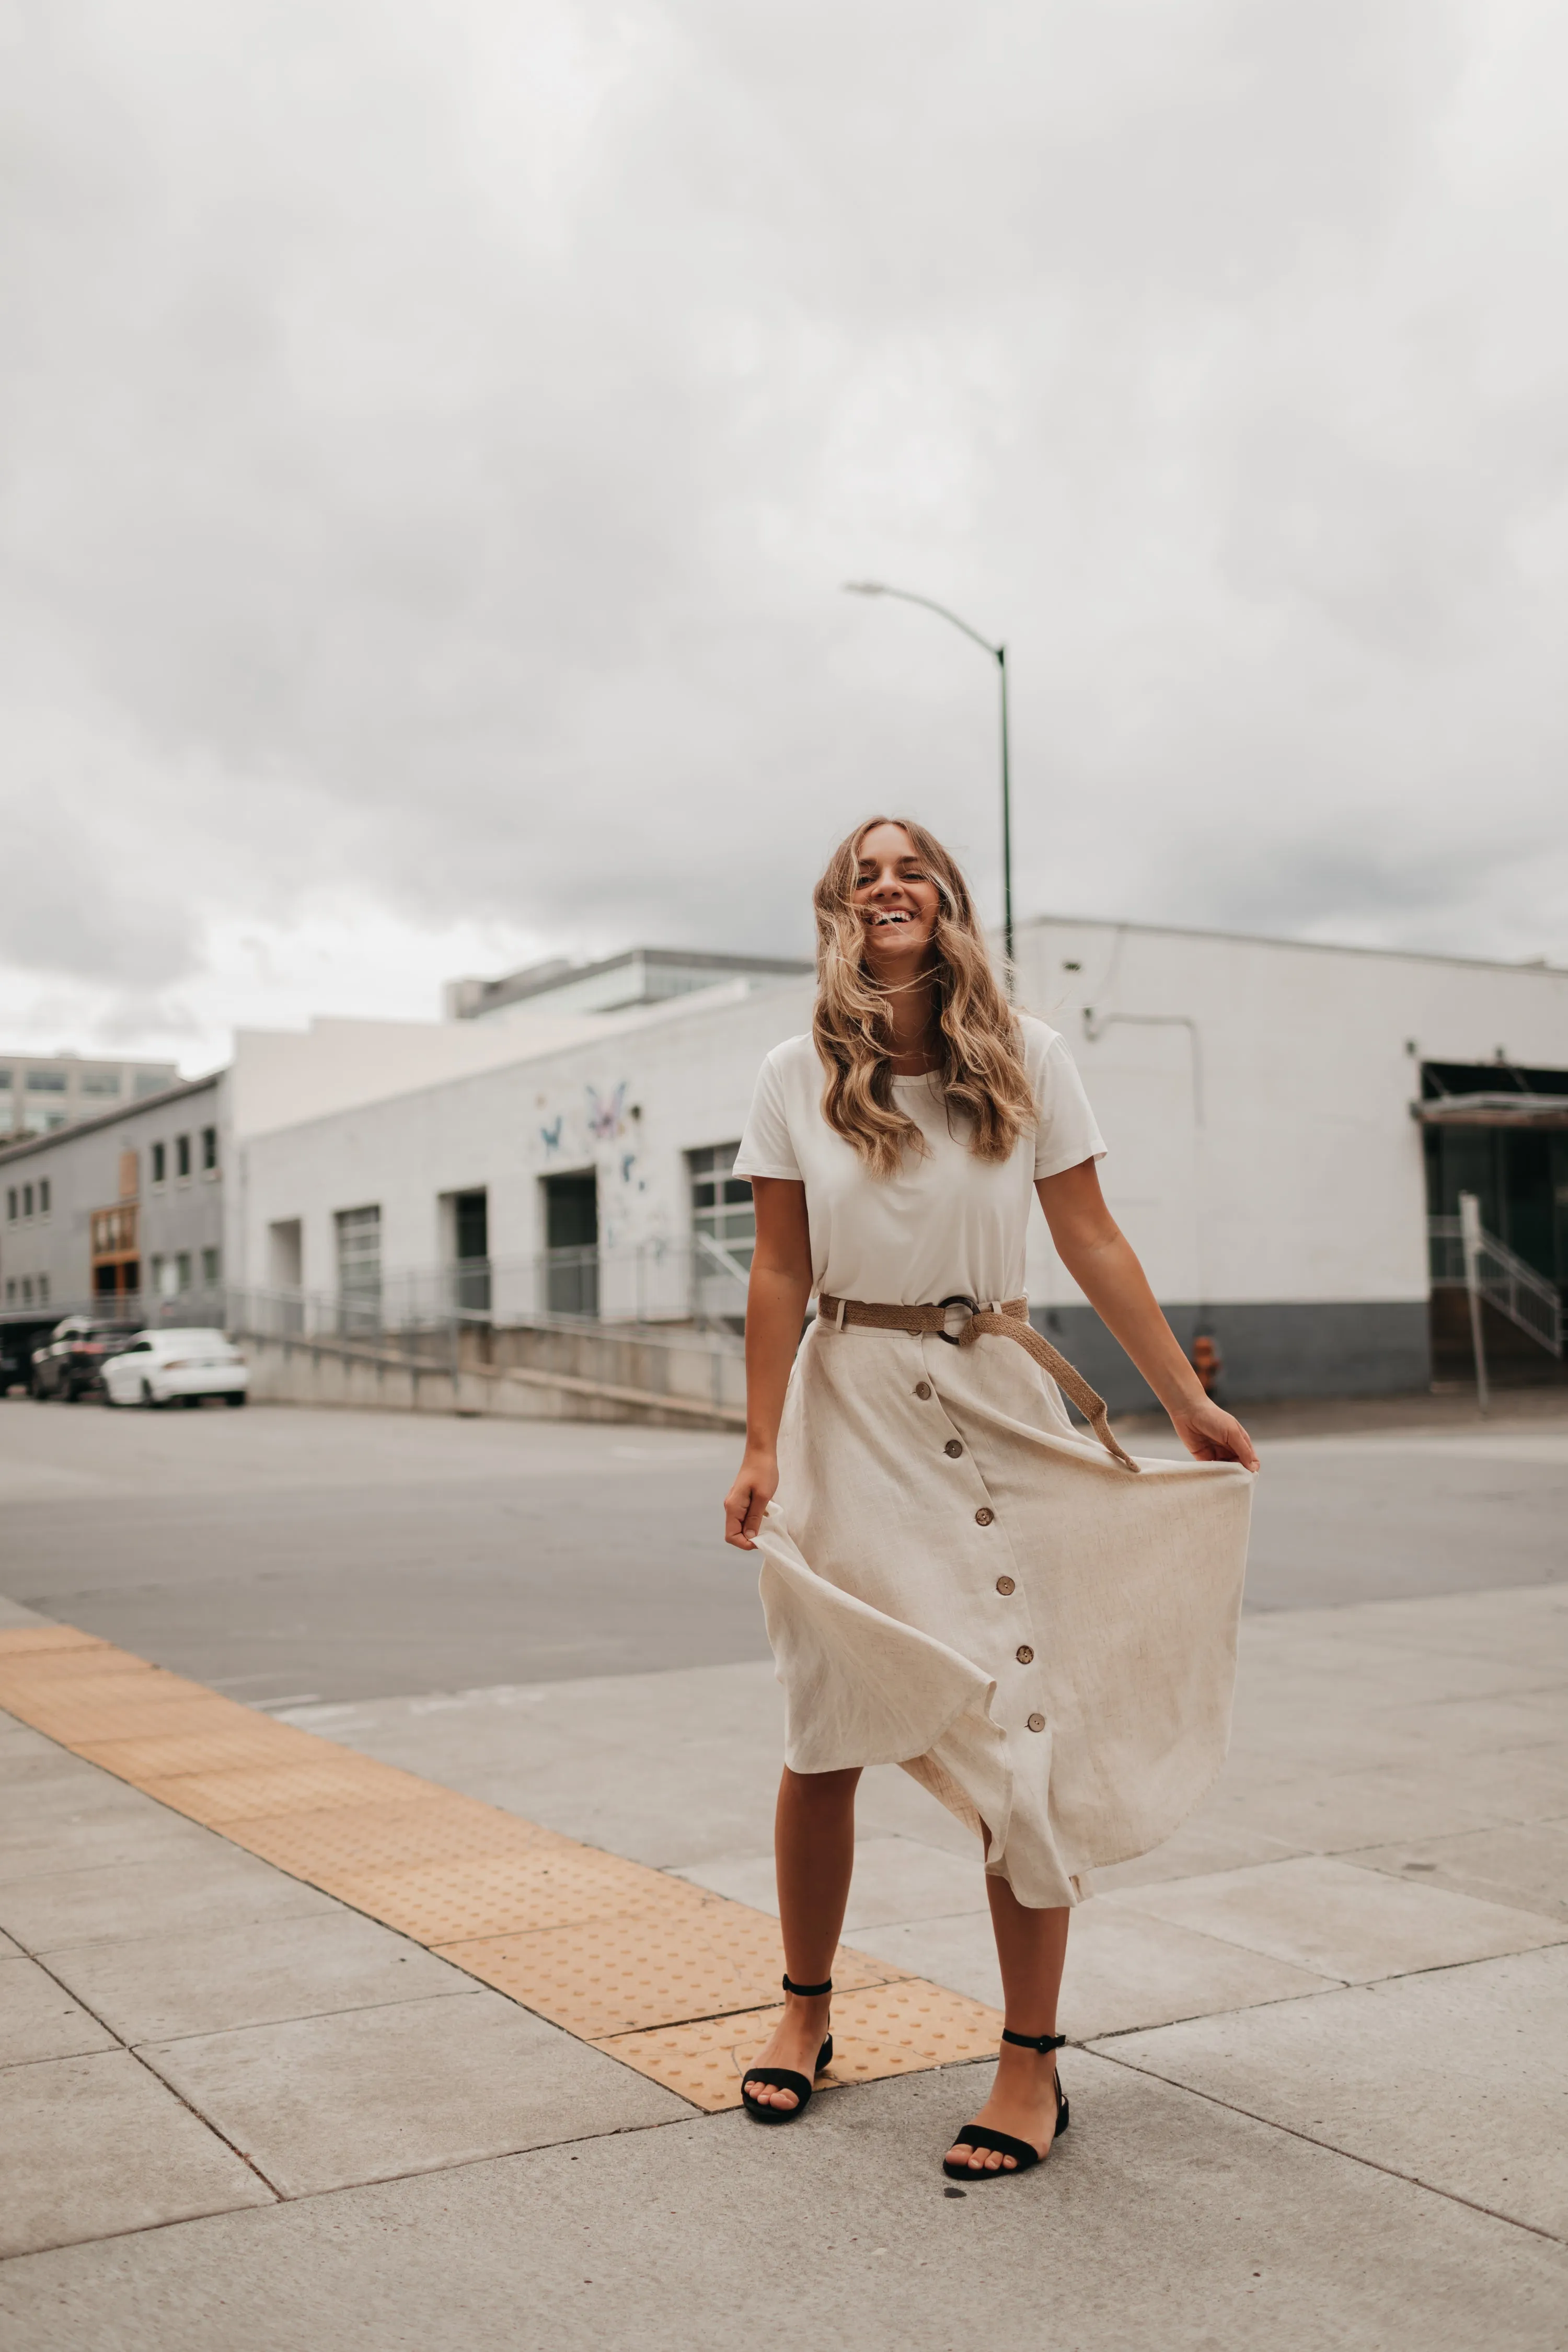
[313,1841,696,1944]
[439,1908,900,2040]
[144,1758,453,1828]
[73,1719,329,1781]
[0,1623,104,1657]
[224,1786,529,1859]
[0,1624,1002,2114]
[6,1693,245,1744]
[597,1980,1005,2112]
[0,1657,168,1711]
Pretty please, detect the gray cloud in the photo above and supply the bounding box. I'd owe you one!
[2,0,1566,1056]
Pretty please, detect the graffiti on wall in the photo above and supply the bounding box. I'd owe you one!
[532,1081,648,1243]
[586,1082,626,1142]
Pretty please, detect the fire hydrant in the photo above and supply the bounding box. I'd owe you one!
[1191,1333,1223,1396]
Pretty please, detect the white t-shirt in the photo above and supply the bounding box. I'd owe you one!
[733,1014,1105,1307]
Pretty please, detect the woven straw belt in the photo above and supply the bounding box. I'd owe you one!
[816,1292,1140,1474]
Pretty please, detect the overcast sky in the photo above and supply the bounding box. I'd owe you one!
[4,0,1566,1071]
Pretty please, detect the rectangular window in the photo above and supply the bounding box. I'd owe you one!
[201,1246,221,1286]
[689,1143,755,1274]
[38,1274,49,1305]
[176,1251,192,1293]
[149,1254,166,1297]
[689,1143,754,1324]
[39,1180,49,1216]
[335,1205,383,1330]
[151,1142,166,1185]
[5,1189,14,1223]
[80,1073,121,1097]
[133,1073,169,1098]
[3,1280,13,1304]
[22,1184,33,1219]
[25,1070,66,1093]
[201,1125,218,1173]
[0,1070,10,1089]
[22,1106,65,1135]
[176,1135,191,1179]
[90,1203,137,1256]
[21,1277,32,1305]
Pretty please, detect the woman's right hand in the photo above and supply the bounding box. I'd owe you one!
[724,1448,779,1550]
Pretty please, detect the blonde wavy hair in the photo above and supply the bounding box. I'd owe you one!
[812,816,1036,1179]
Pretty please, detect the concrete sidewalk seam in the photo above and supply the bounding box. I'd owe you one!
[14,1943,287,2206]
[0,2103,699,2267]
[1085,2042,1565,2247]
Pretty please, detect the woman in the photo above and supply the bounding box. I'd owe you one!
[723,815,1257,2180]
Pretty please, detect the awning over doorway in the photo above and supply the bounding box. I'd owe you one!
[1411,1093,1568,1129]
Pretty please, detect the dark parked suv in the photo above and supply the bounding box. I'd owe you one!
[30,1317,141,1402]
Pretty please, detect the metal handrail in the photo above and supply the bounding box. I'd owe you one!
[1428,1215,1563,1358]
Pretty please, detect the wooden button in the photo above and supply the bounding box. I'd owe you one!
[1016,1644,1034,1665]
[1027,1713,1046,1733]
[995,1575,1015,1595]
[974,1507,994,1527]
[943,1439,963,1459]
[914,1382,932,1400]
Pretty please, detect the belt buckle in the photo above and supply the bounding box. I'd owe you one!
[936,1294,977,1346]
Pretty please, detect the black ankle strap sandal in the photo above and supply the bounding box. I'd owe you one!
[941,2030,1069,2180]
[740,1975,834,2124]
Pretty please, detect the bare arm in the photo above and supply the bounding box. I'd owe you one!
[1036,1159,1258,1470]
[724,1178,813,1549]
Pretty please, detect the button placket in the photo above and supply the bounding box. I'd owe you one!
[920,1334,1045,1722]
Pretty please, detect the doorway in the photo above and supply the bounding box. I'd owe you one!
[541,1170,598,1317]
[1422,1060,1568,1383]
[444,1187,490,1315]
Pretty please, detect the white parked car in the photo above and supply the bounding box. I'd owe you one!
[102,1329,249,1410]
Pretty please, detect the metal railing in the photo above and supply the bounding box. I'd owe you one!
[3,1260,752,1419]
[275,1242,753,1336]
[227,1276,747,1419]
[0,1285,230,1335]
[1429,1212,1563,1359]
[3,1247,753,1340]
[230,1248,747,1352]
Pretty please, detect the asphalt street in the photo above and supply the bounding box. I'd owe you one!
[1,1394,1565,1706]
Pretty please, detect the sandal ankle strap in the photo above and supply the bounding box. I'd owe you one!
[1001,2028,1066,2053]
[781,1974,833,1998]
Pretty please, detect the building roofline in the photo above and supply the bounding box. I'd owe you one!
[0,1070,222,1167]
[1020,910,1566,978]
[240,971,815,1148]
[459,946,814,1013]
[0,1051,180,1073]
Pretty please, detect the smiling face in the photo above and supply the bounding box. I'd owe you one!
[852,821,941,974]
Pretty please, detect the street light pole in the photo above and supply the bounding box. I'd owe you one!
[843,582,1014,981]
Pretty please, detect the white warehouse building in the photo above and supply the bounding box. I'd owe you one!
[222,925,1568,1411]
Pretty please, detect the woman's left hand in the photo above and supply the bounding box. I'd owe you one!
[1169,1399,1259,1471]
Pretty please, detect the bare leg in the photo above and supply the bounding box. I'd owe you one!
[946,1874,1070,2171]
[742,1764,860,2112]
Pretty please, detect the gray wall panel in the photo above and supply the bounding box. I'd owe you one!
[1031,1299,1432,1411]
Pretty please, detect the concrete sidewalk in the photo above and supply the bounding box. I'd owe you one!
[1,1577,1565,2347]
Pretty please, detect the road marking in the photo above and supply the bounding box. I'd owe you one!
[0,1623,1001,2112]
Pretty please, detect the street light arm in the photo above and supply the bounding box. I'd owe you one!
[842,582,1001,661]
[841,575,1015,985]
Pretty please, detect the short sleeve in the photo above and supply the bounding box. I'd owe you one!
[1033,1035,1106,1179]
[733,1051,803,1182]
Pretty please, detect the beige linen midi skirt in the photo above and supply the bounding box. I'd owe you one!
[755,1316,1254,1909]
